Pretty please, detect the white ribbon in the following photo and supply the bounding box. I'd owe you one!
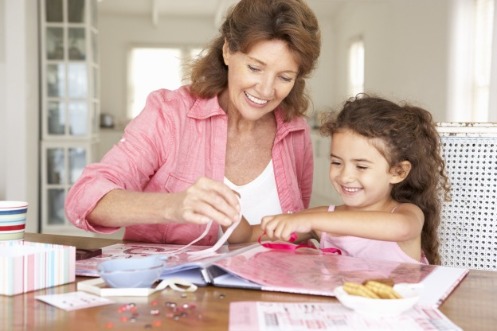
[161,196,243,258]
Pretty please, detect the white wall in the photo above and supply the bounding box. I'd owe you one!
[329,0,451,121]
[99,1,455,125]
[0,0,39,232]
[307,17,335,114]
[0,0,6,198]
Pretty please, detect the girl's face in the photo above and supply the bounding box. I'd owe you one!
[329,129,399,211]
[222,39,299,121]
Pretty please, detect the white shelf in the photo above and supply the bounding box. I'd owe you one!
[40,0,100,235]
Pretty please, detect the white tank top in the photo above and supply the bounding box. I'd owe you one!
[224,160,282,225]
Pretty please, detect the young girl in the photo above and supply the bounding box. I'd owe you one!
[261,94,451,265]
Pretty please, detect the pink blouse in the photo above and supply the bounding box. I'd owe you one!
[65,86,313,245]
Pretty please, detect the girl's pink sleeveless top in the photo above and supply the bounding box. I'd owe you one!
[320,205,429,264]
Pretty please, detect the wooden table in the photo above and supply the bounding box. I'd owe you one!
[1,233,496,331]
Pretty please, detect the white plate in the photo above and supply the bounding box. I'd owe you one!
[334,283,422,317]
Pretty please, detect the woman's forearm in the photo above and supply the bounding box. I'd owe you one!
[87,189,176,228]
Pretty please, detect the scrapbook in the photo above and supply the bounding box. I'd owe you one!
[75,243,468,308]
[210,245,468,308]
[75,242,259,284]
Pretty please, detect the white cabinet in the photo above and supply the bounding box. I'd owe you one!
[40,140,98,235]
[40,0,100,235]
[310,131,342,207]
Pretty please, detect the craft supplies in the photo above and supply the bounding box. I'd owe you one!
[97,255,164,288]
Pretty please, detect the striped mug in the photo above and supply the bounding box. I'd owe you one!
[0,201,28,241]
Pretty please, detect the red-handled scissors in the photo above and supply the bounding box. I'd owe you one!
[258,232,341,255]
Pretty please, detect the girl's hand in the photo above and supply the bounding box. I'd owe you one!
[169,177,241,227]
[261,213,313,241]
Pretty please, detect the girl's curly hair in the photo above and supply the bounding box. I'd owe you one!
[321,94,451,264]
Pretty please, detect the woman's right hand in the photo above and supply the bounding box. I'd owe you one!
[87,177,241,228]
[168,177,241,227]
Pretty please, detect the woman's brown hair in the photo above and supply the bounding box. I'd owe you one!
[188,0,321,121]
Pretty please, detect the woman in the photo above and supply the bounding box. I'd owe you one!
[65,0,321,244]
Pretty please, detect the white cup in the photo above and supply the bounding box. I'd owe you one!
[0,201,28,241]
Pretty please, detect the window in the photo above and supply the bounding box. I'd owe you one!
[472,0,494,121]
[449,0,495,121]
[127,46,203,118]
[347,37,365,97]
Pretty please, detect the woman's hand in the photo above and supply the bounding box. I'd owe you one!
[168,177,241,227]
[261,212,313,241]
[87,177,240,228]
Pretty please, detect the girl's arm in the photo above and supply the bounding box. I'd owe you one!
[261,203,424,242]
[227,206,331,244]
[287,206,329,241]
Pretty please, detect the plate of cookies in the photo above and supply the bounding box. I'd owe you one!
[334,279,421,317]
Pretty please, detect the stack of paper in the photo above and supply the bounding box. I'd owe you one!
[0,241,75,296]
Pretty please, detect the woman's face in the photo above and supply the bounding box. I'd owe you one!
[222,39,299,121]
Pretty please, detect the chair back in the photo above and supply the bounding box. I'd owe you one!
[436,122,497,270]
